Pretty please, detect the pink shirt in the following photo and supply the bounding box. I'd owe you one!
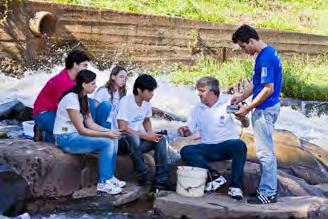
[33,69,75,116]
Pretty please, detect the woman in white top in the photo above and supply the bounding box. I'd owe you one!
[53,69,125,195]
[93,66,128,129]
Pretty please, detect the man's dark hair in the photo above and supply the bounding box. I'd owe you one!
[133,74,157,95]
[232,24,260,44]
[65,49,90,69]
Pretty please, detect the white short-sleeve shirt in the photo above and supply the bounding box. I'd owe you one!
[187,98,239,144]
[94,86,121,129]
[53,92,83,134]
[116,94,152,131]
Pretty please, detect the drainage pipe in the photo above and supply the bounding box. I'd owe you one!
[29,11,57,37]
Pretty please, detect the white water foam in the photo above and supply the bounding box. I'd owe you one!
[1,67,327,150]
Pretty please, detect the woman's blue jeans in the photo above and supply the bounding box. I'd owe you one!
[33,98,101,143]
[55,132,116,183]
[89,100,112,129]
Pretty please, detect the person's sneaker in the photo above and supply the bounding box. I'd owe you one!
[205,175,227,192]
[249,189,260,197]
[33,124,43,142]
[228,187,243,200]
[97,182,122,195]
[108,177,126,188]
[247,194,277,204]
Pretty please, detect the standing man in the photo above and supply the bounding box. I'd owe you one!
[117,74,171,190]
[179,76,249,200]
[33,49,90,142]
[231,24,282,204]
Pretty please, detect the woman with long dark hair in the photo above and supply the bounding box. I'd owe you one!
[53,69,123,195]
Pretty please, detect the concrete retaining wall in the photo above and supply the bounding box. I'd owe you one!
[1,0,328,69]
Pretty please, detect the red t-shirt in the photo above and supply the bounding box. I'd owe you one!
[33,69,75,116]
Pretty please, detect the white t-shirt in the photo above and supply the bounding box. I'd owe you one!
[116,94,152,131]
[93,86,121,129]
[187,98,240,144]
[53,92,83,135]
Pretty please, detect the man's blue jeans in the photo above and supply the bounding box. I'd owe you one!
[34,111,56,143]
[55,132,116,183]
[180,139,247,189]
[119,135,169,184]
[252,103,280,196]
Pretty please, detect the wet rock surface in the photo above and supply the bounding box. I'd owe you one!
[0,101,32,122]
[0,139,98,198]
[57,182,144,211]
[154,192,328,219]
[0,164,29,217]
[0,124,326,217]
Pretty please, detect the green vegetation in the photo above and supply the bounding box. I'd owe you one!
[49,0,328,100]
[51,0,328,35]
[282,54,328,100]
[155,55,328,101]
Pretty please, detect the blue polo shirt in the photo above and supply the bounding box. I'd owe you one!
[253,45,282,109]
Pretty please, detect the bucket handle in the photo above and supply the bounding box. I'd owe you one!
[177,179,205,192]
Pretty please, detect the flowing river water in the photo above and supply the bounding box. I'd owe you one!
[0,65,327,218]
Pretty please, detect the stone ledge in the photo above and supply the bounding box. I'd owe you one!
[154,192,328,219]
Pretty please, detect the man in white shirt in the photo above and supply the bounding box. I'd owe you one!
[117,74,171,190]
[179,76,249,200]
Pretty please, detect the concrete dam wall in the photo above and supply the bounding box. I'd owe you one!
[1,0,328,73]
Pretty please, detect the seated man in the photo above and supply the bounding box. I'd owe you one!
[179,76,249,200]
[117,74,171,190]
[33,49,90,142]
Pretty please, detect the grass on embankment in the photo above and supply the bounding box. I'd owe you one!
[154,55,328,101]
[49,0,328,101]
[51,0,328,35]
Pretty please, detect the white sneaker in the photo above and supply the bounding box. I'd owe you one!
[228,187,243,200]
[107,176,126,188]
[97,182,122,195]
[205,175,227,192]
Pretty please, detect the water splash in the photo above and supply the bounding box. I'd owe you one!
[0,66,327,150]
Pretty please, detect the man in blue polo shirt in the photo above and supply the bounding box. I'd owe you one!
[231,25,282,204]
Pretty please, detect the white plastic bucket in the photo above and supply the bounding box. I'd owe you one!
[22,120,35,138]
[176,166,208,197]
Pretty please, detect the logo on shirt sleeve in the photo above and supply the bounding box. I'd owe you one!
[261,67,268,78]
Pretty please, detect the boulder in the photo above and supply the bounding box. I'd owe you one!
[0,139,98,198]
[0,164,29,216]
[154,192,328,219]
[169,160,326,197]
[170,129,328,185]
[25,182,146,213]
[152,107,187,122]
[0,101,32,122]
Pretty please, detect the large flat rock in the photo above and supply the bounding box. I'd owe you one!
[0,139,98,198]
[56,182,145,210]
[154,192,328,219]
